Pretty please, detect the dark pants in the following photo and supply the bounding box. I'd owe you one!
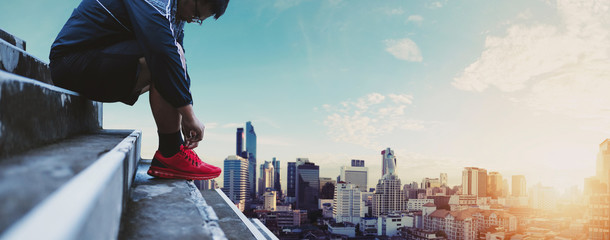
[50,40,144,105]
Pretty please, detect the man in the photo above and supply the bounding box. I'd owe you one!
[49,0,229,180]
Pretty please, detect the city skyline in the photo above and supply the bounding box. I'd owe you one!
[3,0,608,193]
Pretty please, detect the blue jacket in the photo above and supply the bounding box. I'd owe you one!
[51,0,192,108]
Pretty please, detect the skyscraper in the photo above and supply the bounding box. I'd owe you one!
[372,148,405,217]
[333,182,364,224]
[488,172,503,199]
[340,159,368,192]
[287,162,296,203]
[296,158,320,211]
[222,155,249,205]
[236,127,244,156]
[246,121,257,199]
[272,157,281,197]
[597,139,610,188]
[382,148,397,176]
[462,167,487,197]
[588,139,610,240]
[512,175,527,197]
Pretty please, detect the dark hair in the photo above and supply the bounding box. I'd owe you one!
[209,0,230,19]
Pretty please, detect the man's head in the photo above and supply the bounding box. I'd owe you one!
[177,0,230,24]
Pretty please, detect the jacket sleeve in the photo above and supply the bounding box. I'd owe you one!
[123,0,192,108]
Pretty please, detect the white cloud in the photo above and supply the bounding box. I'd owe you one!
[384,38,423,62]
[407,15,424,24]
[426,1,445,9]
[385,7,405,15]
[453,0,610,131]
[322,93,425,149]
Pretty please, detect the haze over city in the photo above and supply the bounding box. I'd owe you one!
[3,0,609,193]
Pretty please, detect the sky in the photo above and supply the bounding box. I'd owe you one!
[2,0,609,194]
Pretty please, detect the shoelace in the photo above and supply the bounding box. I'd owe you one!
[180,147,201,167]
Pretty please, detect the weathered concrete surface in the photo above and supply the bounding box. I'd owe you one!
[0,71,101,158]
[0,130,133,234]
[119,161,227,240]
[0,29,25,51]
[200,189,262,240]
[0,39,50,84]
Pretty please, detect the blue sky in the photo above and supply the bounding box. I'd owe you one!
[3,0,609,193]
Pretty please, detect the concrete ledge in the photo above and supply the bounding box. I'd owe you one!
[0,39,50,84]
[0,130,141,240]
[0,70,102,157]
[119,161,227,240]
[0,29,25,51]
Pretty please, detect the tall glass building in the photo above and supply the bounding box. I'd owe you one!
[246,121,257,199]
[287,162,296,202]
[236,127,244,156]
[296,158,319,211]
[222,155,249,204]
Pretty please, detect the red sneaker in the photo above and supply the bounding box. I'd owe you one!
[147,146,221,180]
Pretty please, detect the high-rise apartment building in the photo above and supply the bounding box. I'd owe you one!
[372,148,405,217]
[287,162,296,203]
[488,172,503,199]
[246,121,257,200]
[272,157,281,196]
[333,182,364,224]
[462,167,487,197]
[296,158,320,211]
[340,160,368,192]
[512,175,527,197]
[440,173,448,187]
[222,155,249,205]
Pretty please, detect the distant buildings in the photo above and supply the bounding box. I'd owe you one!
[421,177,441,189]
[296,158,320,211]
[339,159,368,192]
[423,207,517,240]
[488,171,503,199]
[333,182,364,224]
[440,173,448,187]
[512,175,527,197]
[587,139,610,240]
[372,148,405,217]
[529,183,558,210]
[462,167,487,197]
[222,155,249,208]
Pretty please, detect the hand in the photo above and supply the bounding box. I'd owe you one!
[178,105,204,149]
